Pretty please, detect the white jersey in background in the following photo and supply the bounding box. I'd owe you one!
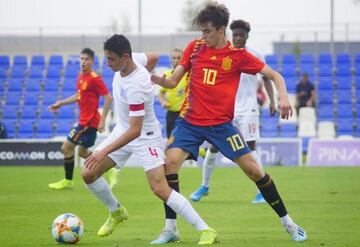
[234,46,266,116]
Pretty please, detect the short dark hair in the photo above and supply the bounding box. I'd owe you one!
[230,20,251,33]
[103,34,132,58]
[192,1,229,30]
[81,48,95,60]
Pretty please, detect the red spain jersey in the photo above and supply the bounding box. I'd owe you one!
[76,71,109,128]
[179,39,265,126]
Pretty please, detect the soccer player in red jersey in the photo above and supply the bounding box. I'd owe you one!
[48,48,112,190]
[151,2,307,244]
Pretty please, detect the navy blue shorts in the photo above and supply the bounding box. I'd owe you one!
[67,124,97,148]
[168,119,251,161]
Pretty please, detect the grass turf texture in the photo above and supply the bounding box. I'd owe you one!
[0,166,359,247]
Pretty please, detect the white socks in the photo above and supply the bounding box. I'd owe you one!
[281,214,294,226]
[165,219,177,232]
[86,176,120,212]
[202,149,217,187]
[166,190,209,231]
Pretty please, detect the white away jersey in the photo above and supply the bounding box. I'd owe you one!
[111,53,162,144]
[234,46,266,116]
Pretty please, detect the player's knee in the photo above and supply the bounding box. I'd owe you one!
[81,169,96,184]
[61,144,73,156]
[164,156,181,173]
[78,149,89,159]
[150,180,169,201]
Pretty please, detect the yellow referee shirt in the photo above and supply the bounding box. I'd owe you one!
[160,70,188,112]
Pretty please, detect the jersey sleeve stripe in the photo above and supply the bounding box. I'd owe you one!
[129,103,145,111]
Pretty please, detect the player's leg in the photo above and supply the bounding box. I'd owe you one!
[247,141,266,204]
[151,120,217,244]
[48,139,75,189]
[82,132,130,237]
[234,153,307,241]
[147,162,217,245]
[190,145,218,201]
[209,122,306,242]
[77,145,91,159]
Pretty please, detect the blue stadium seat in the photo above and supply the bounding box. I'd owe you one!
[355,64,360,76]
[23,92,40,105]
[337,91,353,104]
[48,55,64,68]
[102,67,114,78]
[284,76,298,93]
[25,79,42,92]
[336,64,351,77]
[299,64,315,77]
[36,119,54,138]
[103,76,113,89]
[336,53,351,65]
[66,55,80,67]
[7,79,23,92]
[318,53,332,64]
[318,66,333,77]
[43,79,60,92]
[337,103,353,118]
[300,54,314,64]
[282,54,296,64]
[0,67,8,79]
[5,92,22,106]
[261,130,278,137]
[62,80,76,91]
[41,92,58,105]
[317,105,334,121]
[55,119,74,135]
[28,66,44,79]
[57,106,74,119]
[265,55,278,69]
[13,55,28,68]
[0,55,10,69]
[64,65,79,78]
[158,55,171,68]
[46,66,62,80]
[336,76,352,90]
[17,119,35,138]
[317,90,334,104]
[21,105,39,119]
[281,64,297,77]
[31,55,45,69]
[59,90,74,99]
[1,119,17,138]
[2,106,20,119]
[260,118,278,131]
[317,78,334,90]
[336,118,354,136]
[94,55,100,71]
[39,106,55,119]
[356,76,360,90]
[279,123,297,137]
[10,67,26,79]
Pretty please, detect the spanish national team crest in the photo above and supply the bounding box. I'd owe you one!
[222,57,232,71]
[81,80,88,90]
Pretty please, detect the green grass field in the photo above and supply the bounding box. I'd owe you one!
[0,166,359,247]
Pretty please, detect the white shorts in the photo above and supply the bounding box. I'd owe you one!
[232,114,260,142]
[95,129,165,172]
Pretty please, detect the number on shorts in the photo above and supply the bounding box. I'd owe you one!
[248,123,257,134]
[148,147,159,158]
[68,128,76,138]
[226,134,245,151]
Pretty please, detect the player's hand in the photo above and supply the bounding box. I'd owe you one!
[98,121,105,133]
[151,74,166,86]
[278,95,293,120]
[269,101,276,116]
[48,102,62,112]
[84,150,107,170]
[161,100,170,109]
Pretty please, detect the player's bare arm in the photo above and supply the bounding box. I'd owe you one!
[48,94,78,112]
[98,94,113,133]
[151,65,186,89]
[144,52,159,72]
[260,65,292,119]
[263,76,276,115]
[84,116,144,170]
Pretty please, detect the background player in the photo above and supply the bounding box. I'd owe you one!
[48,48,112,190]
[190,19,276,204]
[158,48,187,139]
[151,2,307,244]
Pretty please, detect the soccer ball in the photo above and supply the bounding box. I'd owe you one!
[51,213,84,244]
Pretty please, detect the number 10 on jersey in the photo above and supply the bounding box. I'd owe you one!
[226,134,245,151]
[202,68,217,85]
